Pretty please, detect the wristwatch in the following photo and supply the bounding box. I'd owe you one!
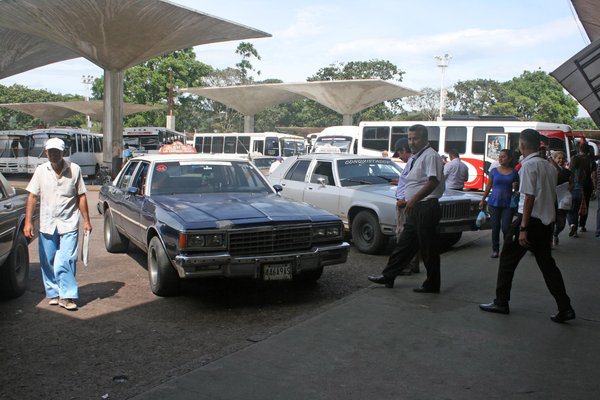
[519,226,528,232]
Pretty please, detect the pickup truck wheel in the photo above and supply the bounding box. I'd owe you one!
[294,266,324,283]
[439,232,462,251]
[0,232,29,299]
[351,211,387,254]
[104,211,129,253]
[147,237,179,297]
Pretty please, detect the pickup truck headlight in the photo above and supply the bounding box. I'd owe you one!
[312,223,342,242]
[179,232,226,250]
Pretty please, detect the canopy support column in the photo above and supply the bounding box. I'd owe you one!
[342,114,353,125]
[103,69,124,176]
[244,114,255,133]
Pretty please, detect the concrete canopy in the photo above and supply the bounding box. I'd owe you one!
[572,0,600,41]
[0,101,162,124]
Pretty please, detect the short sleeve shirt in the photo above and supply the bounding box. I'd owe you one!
[404,146,445,201]
[443,158,469,190]
[395,158,413,200]
[518,154,557,225]
[26,161,87,235]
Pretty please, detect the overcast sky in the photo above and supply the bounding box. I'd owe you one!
[0,0,591,114]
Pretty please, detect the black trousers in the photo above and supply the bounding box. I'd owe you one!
[495,216,572,311]
[383,198,441,289]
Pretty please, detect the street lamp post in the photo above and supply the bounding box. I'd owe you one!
[434,54,451,121]
[81,74,94,128]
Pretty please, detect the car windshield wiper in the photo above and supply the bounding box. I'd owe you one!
[375,175,394,182]
[340,178,372,185]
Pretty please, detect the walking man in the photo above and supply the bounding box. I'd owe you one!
[368,124,444,292]
[23,138,92,311]
[479,129,575,323]
[444,148,469,190]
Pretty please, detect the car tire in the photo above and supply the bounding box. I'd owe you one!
[439,232,462,251]
[104,210,129,253]
[147,236,179,297]
[0,232,29,299]
[351,210,387,254]
[294,266,324,283]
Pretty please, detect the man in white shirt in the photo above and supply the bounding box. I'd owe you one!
[369,124,445,293]
[480,129,575,323]
[268,156,284,175]
[23,138,92,311]
[443,149,469,190]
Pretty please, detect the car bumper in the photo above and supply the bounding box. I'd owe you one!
[439,217,490,233]
[172,242,350,279]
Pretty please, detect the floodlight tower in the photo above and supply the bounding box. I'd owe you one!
[434,54,452,121]
[81,74,94,128]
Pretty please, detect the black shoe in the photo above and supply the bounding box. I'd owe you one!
[550,308,576,323]
[413,286,439,293]
[580,227,587,232]
[398,269,413,276]
[368,275,394,288]
[479,302,510,314]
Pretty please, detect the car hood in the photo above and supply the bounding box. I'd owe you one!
[347,185,481,202]
[152,193,336,228]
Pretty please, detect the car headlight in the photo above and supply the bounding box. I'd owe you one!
[312,223,343,242]
[179,232,226,250]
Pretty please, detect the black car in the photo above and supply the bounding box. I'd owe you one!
[98,154,349,297]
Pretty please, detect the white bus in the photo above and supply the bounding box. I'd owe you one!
[312,126,360,154]
[0,131,31,174]
[28,128,103,177]
[123,127,186,152]
[193,132,307,158]
[315,118,576,190]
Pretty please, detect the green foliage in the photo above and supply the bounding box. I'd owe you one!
[308,60,404,81]
[449,79,506,115]
[235,42,261,83]
[570,117,598,130]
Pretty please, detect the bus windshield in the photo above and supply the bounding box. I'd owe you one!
[0,136,29,158]
[314,136,353,153]
[123,135,160,151]
[30,133,72,158]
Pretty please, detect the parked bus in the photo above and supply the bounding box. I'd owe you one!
[123,127,186,153]
[192,132,307,158]
[0,131,31,174]
[312,126,360,154]
[28,128,103,177]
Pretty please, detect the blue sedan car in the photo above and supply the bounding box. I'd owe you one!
[97,154,349,296]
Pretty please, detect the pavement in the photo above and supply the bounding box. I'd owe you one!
[131,203,600,400]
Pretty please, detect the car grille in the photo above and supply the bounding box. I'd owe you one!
[229,225,312,256]
[441,201,473,221]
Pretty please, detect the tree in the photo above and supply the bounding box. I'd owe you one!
[235,42,261,83]
[449,79,505,115]
[402,87,440,121]
[570,117,598,130]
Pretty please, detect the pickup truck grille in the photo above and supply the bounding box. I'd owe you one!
[441,201,473,221]
[229,225,312,256]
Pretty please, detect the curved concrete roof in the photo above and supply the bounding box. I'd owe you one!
[181,85,302,116]
[0,101,161,124]
[0,0,271,76]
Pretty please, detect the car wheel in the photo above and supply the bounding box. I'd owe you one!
[147,236,180,297]
[0,232,29,299]
[439,232,462,251]
[294,266,324,283]
[351,210,387,254]
[104,210,129,253]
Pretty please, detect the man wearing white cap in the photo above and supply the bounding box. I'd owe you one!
[23,137,92,311]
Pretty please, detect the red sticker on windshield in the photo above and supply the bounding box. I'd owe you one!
[156,164,167,172]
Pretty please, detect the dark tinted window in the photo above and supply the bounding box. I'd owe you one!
[237,136,250,154]
[391,126,409,152]
[285,160,311,182]
[118,161,139,189]
[131,162,150,193]
[362,126,389,151]
[425,126,441,151]
[444,126,467,154]
[224,137,236,153]
[212,136,224,153]
[202,137,212,153]
[194,137,202,152]
[472,126,504,155]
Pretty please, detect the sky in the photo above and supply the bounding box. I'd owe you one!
[0,0,592,114]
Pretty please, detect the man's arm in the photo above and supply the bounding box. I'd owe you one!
[518,193,535,248]
[23,193,38,239]
[405,177,439,215]
[78,194,92,233]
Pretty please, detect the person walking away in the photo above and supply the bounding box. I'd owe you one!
[479,129,575,323]
[368,124,444,292]
[443,149,469,190]
[567,155,587,238]
[573,144,597,233]
[268,156,284,175]
[550,151,572,246]
[479,149,518,258]
[393,138,420,274]
[23,138,92,311]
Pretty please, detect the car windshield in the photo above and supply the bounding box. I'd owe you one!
[337,158,401,187]
[150,160,272,195]
[253,157,276,168]
[314,136,352,153]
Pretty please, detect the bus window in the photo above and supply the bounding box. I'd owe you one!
[444,126,467,154]
[71,135,79,154]
[194,137,202,152]
[237,136,250,154]
[472,126,504,154]
[212,136,224,153]
[362,126,389,151]
[224,137,236,153]
[82,135,89,152]
[203,137,212,153]
[95,137,103,153]
[391,126,409,151]
[425,126,440,151]
[265,136,279,156]
[253,139,264,154]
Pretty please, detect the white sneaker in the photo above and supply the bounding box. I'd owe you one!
[48,297,59,306]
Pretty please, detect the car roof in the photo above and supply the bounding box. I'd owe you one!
[296,154,387,161]
[131,153,251,163]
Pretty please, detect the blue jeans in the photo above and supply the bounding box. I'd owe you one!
[39,229,79,299]
[489,205,514,252]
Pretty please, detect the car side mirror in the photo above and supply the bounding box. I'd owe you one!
[127,186,139,195]
[273,184,283,193]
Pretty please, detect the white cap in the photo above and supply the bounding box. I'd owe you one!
[45,138,65,151]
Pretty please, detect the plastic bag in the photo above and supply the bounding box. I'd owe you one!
[476,210,488,228]
[510,192,519,209]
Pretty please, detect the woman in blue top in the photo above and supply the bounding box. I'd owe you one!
[479,149,519,258]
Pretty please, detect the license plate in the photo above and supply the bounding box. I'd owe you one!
[262,263,292,281]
